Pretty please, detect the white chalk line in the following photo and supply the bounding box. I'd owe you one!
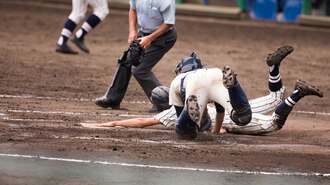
[53,136,192,149]
[4,109,151,118]
[0,93,329,116]
[0,109,151,123]
[0,94,151,104]
[1,117,65,123]
[0,153,329,177]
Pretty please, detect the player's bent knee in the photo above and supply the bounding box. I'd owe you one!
[230,106,252,126]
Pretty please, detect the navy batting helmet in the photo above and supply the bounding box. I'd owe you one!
[175,52,203,75]
[151,86,171,111]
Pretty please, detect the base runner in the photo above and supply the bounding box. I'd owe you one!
[82,46,323,136]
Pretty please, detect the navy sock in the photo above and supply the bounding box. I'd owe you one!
[289,90,303,102]
[274,89,303,128]
[268,65,282,92]
[76,14,101,40]
[58,19,77,46]
[64,19,77,32]
[86,14,101,28]
[275,90,303,117]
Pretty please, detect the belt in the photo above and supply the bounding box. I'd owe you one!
[140,27,175,37]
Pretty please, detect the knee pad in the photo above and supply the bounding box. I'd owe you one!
[176,109,198,139]
[230,106,252,126]
[150,86,171,112]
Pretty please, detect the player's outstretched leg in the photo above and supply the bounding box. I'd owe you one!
[223,66,252,126]
[56,19,78,54]
[267,45,294,92]
[72,14,102,54]
[249,45,293,114]
[273,80,323,129]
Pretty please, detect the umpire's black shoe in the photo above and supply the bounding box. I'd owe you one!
[95,96,120,109]
[72,37,90,54]
[266,45,294,66]
[294,80,323,98]
[55,43,78,55]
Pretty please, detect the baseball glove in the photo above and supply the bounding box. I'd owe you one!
[126,40,144,67]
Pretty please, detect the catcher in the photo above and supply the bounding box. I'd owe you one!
[82,46,323,137]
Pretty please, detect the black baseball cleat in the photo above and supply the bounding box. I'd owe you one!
[294,80,323,98]
[72,37,90,53]
[266,45,294,66]
[55,43,78,54]
[95,96,121,109]
[186,95,200,124]
[222,65,237,89]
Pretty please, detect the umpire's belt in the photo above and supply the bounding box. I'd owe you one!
[139,27,175,37]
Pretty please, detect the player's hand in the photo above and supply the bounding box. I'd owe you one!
[219,128,227,134]
[128,31,138,44]
[138,36,153,48]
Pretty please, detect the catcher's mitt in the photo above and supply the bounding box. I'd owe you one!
[126,40,144,66]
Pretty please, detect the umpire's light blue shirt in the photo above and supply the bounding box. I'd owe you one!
[130,0,176,33]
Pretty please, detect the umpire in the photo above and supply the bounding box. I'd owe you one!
[96,0,177,112]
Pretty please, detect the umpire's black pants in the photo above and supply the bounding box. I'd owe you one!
[132,28,177,100]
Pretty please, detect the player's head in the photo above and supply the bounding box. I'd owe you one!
[150,86,171,111]
[175,52,203,75]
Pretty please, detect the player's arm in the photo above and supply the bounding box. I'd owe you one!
[128,8,138,44]
[211,103,226,134]
[139,24,173,48]
[82,118,160,129]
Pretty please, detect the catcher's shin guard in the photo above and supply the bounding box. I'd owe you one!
[176,109,198,140]
[95,50,132,108]
[228,81,252,126]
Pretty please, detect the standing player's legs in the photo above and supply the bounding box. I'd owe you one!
[72,0,109,53]
[273,80,323,129]
[56,0,87,54]
[249,45,293,114]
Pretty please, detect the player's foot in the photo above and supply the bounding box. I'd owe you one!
[95,96,121,109]
[186,95,200,124]
[72,37,90,53]
[55,43,78,54]
[294,80,323,98]
[222,65,237,89]
[266,45,294,66]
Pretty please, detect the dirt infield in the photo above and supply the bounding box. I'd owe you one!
[0,1,330,180]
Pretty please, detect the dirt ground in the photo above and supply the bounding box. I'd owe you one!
[0,0,330,178]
